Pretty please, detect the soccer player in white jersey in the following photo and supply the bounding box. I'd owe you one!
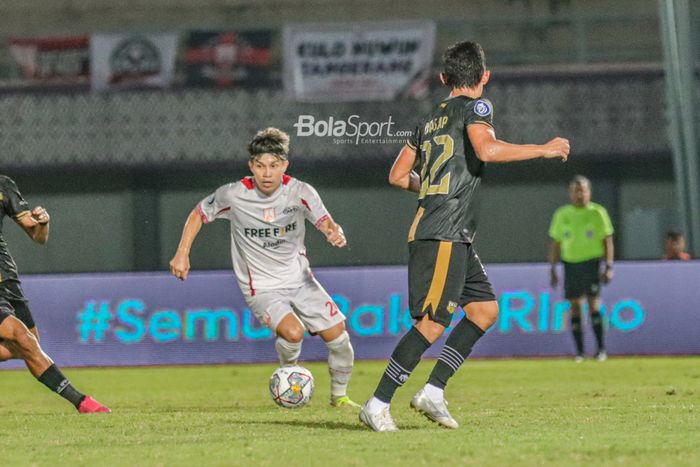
[169,127,359,408]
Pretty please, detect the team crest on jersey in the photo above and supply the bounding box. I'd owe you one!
[263,208,276,222]
[474,99,492,117]
[447,301,458,314]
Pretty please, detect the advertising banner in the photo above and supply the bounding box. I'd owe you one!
[283,21,435,102]
[2,261,698,369]
[90,33,178,92]
[185,30,274,87]
[8,36,90,85]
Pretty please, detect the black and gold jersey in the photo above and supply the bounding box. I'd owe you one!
[0,176,31,283]
[406,95,494,244]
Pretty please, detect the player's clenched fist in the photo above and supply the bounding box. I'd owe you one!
[325,224,347,248]
[169,253,190,281]
[31,206,50,224]
[542,137,570,162]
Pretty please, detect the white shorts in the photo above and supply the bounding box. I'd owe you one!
[244,278,345,334]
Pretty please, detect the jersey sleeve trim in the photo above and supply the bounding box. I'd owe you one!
[314,214,330,229]
[466,121,494,129]
[196,203,210,224]
[14,210,31,220]
[406,140,417,150]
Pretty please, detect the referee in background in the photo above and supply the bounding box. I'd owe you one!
[549,175,614,362]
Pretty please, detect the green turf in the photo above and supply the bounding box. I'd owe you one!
[1,357,698,466]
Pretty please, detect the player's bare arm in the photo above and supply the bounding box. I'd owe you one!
[601,235,614,284]
[170,209,204,281]
[16,206,50,244]
[549,240,561,288]
[316,217,347,248]
[388,145,421,193]
[467,124,570,163]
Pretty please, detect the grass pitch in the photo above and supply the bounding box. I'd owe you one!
[1,357,698,466]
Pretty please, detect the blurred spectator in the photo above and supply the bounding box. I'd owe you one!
[662,231,691,260]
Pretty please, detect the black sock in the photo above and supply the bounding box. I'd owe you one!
[591,312,605,351]
[427,318,484,389]
[571,316,584,356]
[374,327,431,403]
[38,364,86,408]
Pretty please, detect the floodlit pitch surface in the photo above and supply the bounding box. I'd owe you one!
[1,357,698,466]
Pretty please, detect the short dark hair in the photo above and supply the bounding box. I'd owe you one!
[571,175,591,188]
[666,230,684,241]
[248,127,290,161]
[442,41,486,88]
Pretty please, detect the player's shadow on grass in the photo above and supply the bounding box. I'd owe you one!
[245,419,366,430]
[243,420,427,431]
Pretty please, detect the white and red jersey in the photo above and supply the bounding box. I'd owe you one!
[197,175,330,294]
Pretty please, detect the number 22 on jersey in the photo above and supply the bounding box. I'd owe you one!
[418,134,455,199]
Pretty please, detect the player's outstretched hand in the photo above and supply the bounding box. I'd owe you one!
[31,206,50,225]
[542,137,570,162]
[326,224,347,248]
[169,254,191,281]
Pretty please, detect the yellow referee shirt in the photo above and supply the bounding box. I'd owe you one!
[549,202,614,263]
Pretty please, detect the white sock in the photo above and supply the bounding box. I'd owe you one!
[326,331,354,397]
[423,383,444,402]
[367,396,390,412]
[275,337,302,366]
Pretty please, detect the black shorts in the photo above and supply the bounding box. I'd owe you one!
[0,280,36,329]
[563,258,602,299]
[408,240,496,327]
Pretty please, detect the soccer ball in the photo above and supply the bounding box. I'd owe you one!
[269,365,315,408]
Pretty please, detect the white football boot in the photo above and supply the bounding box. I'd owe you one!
[410,387,459,429]
[359,401,399,432]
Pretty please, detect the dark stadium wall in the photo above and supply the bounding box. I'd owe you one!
[3,161,675,274]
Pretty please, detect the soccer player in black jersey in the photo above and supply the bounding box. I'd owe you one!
[0,175,110,413]
[360,41,570,431]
